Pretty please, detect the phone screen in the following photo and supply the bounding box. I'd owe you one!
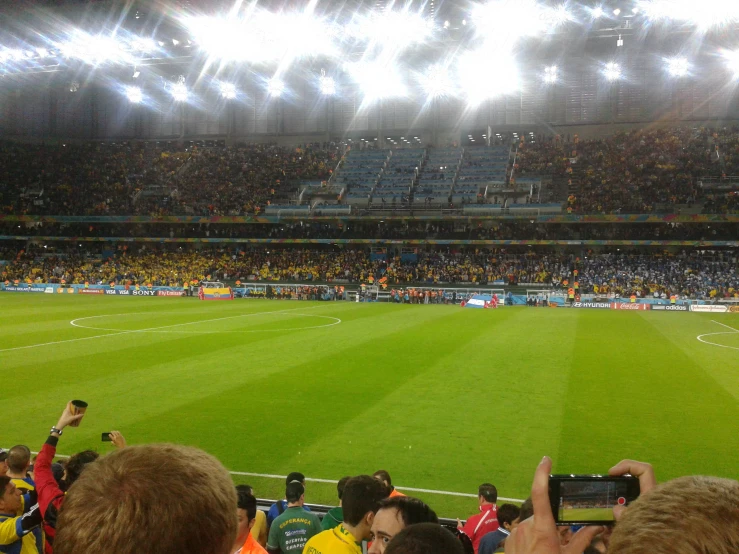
[101,432,112,442]
[550,476,639,524]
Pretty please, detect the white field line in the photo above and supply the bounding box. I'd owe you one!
[696,319,739,352]
[71,312,341,334]
[24,450,524,502]
[0,305,324,354]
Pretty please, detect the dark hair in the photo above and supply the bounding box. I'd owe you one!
[62,450,99,491]
[7,445,31,473]
[239,484,254,495]
[286,472,305,485]
[377,497,438,527]
[342,475,388,526]
[518,497,534,522]
[236,486,258,522]
[385,523,464,554]
[0,476,10,497]
[337,476,351,500]
[478,483,497,503]
[0,451,7,463]
[496,503,521,526]
[286,481,305,503]
[373,470,392,486]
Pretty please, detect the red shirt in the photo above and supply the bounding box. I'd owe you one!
[35,437,65,554]
[461,504,498,553]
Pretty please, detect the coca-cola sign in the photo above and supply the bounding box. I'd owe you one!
[610,303,650,311]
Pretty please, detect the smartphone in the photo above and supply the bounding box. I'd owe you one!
[101,432,112,442]
[549,475,640,525]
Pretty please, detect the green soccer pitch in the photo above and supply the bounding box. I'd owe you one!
[558,508,617,523]
[1,294,738,517]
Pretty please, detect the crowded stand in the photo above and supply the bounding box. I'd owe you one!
[514,127,739,214]
[2,221,737,241]
[1,404,737,554]
[0,142,339,217]
[2,129,739,216]
[2,245,736,299]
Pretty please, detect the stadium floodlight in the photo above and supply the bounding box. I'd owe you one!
[171,80,188,102]
[220,82,237,99]
[591,6,605,18]
[319,74,336,96]
[347,9,432,50]
[418,63,455,99]
[457,49,520,105]
[36,48,48,58]
[613,8,621,15]
[544,65,558,83]
[347,61,407,102]
[603,62,621,81]
[125,86,143,103]
[666,57,689,77]
[723,49,739,78]
[638,0,739,30]
[267,77,285,97]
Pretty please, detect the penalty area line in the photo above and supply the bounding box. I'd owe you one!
[21,449,524,502]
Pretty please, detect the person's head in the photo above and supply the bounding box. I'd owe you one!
[478,483,497,506]
[497,503,521,531]
[0,476,22,515]
[373,470,393,489]
[54,444,237,554]
[608,475,739,554]
[369,497,439,554]
[337,476,351,502]
[0,451,8,477]
[6,445,31,475]
[285,472,305,486]
[342,475,389,540]
[235,485,258,542]
[286,481,305,506]
[510,497,533,532]
[384,523,464,554]
[61,450,99,491]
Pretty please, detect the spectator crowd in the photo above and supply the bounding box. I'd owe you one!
[0,141,338,217]
[514,127,739,214]
[1,403,737,554]
[1,245,736,299]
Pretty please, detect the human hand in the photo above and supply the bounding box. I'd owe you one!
[456,518,463,530]
[505,457,603,554]
[608,460,655,521]
[109,431,127,449]
[54,403,84,432]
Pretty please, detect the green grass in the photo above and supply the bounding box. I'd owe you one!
[1,295,738,517]
[558,508,615,522]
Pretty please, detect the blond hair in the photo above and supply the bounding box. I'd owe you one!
[55,443,237,554]
[609,475,739,554]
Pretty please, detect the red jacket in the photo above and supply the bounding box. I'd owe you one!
[461,504,498,553]
[35,436,65,554]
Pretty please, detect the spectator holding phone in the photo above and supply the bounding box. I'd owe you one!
[503,457,604,554]
[35,403,99,554]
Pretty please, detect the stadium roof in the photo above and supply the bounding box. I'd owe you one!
[1,1,739,105]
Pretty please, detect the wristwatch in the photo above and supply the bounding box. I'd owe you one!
[50,427,63,436]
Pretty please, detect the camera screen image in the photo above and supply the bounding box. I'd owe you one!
[558,480,628,522]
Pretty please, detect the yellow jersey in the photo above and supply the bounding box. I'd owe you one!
[302,525,362,554]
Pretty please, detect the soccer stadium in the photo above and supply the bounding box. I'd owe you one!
[1,0,738,553]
